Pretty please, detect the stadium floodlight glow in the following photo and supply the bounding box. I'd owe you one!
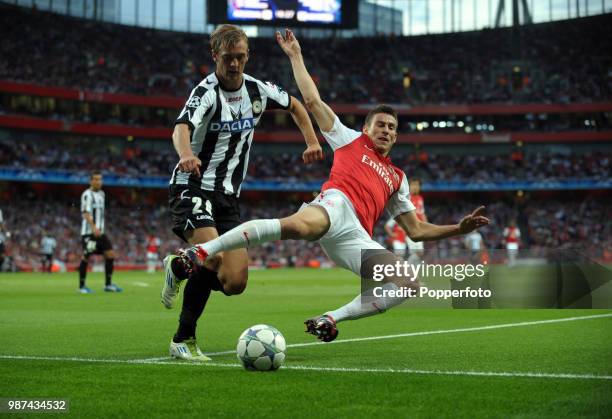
[488,125,495,131]
[422,122,429,128]
[447,121,454,127]
[457,121,464,127]
[476,124,482,130]
[432,121,439,128]
[439,121,447,128]
[416,123,424,131]
[584,120,590,126]
[465,126,473,133]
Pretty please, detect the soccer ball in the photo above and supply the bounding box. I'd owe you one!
[236,324,286,371]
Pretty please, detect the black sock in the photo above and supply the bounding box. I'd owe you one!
[174,270,213,343]
[206,269,225,293]
[105,258,114,286]
[79,260,88,288]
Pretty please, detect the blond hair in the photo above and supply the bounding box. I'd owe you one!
[210,24,248,54]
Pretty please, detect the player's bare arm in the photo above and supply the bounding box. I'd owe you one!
[172,123,201,177]
[83,212,100,237]
[276,29,336,133]
[287,96,323,164]
[396,206,489,242]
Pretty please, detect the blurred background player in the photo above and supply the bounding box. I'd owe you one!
[0,208,7,271]
[384,217,406,257]
[161,24,322,361]
[503,219,521,267]
[79,172,122,293]
[464,230,484,264]
[406,178,427,266]
[146,234,161,273]
[40,232,57,273]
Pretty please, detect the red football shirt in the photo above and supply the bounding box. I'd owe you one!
[320,117,415,236]
[385,218,407,242]
[411,194,426,221]
[503,227,521,244]
[147,236,161,253]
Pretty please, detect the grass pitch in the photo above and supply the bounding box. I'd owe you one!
[0,269,610,418]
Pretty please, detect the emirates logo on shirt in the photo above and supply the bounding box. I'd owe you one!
[361,154,396,193]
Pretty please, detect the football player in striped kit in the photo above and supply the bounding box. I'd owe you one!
[79,172,122,294]
[40,232,57,273]
[0,208,7,271]
[161,24,322,361]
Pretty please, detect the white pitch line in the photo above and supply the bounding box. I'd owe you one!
[204,313,612,356]
[131,356,169,362]
[0,354,610,381]
[132,282,150,287]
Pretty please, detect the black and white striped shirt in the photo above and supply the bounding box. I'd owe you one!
[41,236,57,254]
[171,72,290,196]
[0,209,4,245]
[81,189,105,236]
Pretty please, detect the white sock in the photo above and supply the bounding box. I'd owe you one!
[407,253,421,267]
[326,283,409,323]
[199,219,281,257]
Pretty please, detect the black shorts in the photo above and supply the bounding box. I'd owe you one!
[42,253,53,262]
[0,242,4,255]
[169,185,241,242]
[81,234,113,256]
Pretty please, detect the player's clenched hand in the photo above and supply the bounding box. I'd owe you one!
[302,144,323,164]
[276,29,301,58]
[458,206,490,234]
[178,155,202,177]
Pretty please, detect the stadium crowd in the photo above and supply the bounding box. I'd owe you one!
[1,95,609,134]
[1,192,609,272]
[1,137,610,184]
[1,4,610,104]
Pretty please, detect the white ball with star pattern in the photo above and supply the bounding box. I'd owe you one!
[236,324,286,371]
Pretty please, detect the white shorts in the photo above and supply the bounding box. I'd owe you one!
[506,243,519,251]
[406,236,424,251]
[392,240,406,251]
[146,251,158,260]
[304,189,385,276]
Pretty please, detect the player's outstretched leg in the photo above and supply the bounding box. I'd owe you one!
[304,281,419,342]
[181,219,282,271]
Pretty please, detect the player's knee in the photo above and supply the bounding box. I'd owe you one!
[224,280,247,295]
[219,268,248,295]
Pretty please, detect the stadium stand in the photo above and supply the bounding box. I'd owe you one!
[0,4,609,271]
[1,3,611,104]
